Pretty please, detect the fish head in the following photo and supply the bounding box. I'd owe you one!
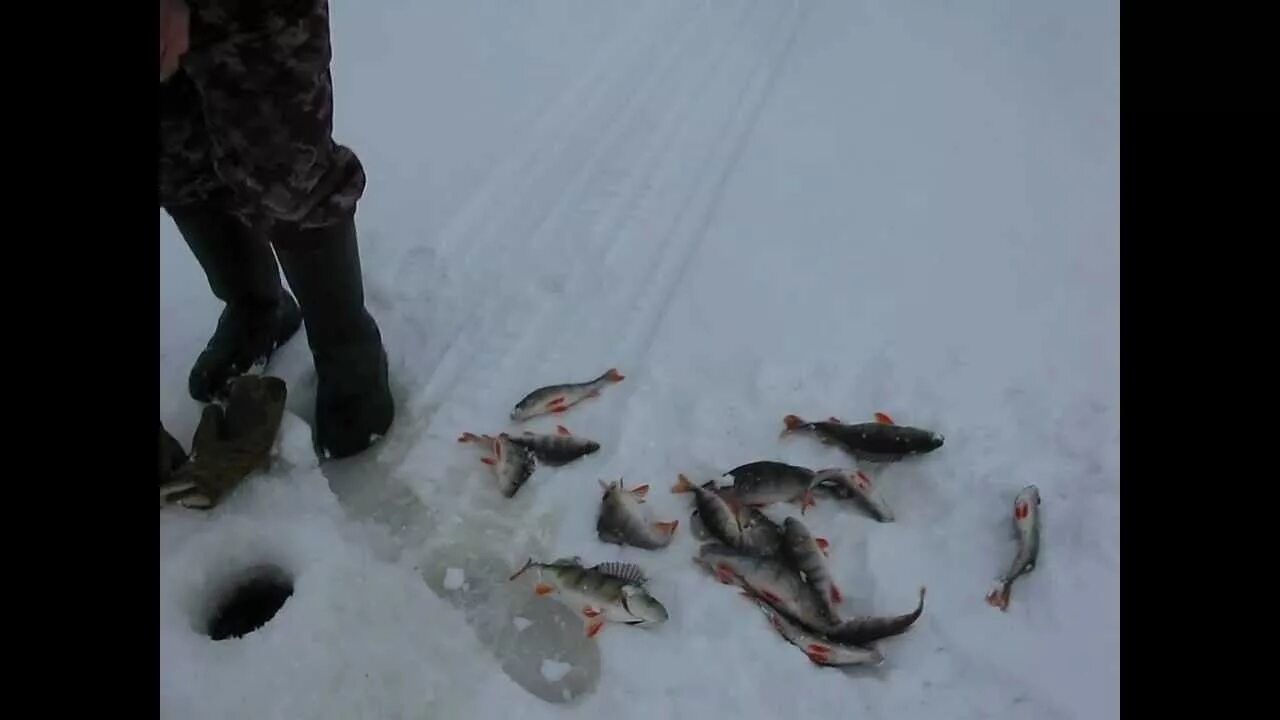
[925,431,945,451]
[619,585,669,626]
[812,468,854,489]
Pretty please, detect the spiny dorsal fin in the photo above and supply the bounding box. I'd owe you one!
[592,561,648,586]
[550,556,582,567]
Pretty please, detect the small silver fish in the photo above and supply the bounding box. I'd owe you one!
[753,599,883,667]
[597,478,679,550]
[510,368,625,421]
[782,412,944,462]
[825,587,926,646]
[986,485,1041,611]
[816,469,895,523]
[781,517,842,618]
[695,542,838,632]
[509,556,668,637]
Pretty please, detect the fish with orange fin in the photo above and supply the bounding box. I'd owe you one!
[597,478,680,550]
[694,542,839,632]
[781,517,843,619]
[720,461,845,515]
[510,368,625,421]
[509,557,668,638]
[673,474,784,558]
[457,432,536,497]
[751,598,883,667]
[986,485,1042,611]
[816,468,895,523]
[782,412,944,462]
[672,474,744,550]
[460,425,600,466]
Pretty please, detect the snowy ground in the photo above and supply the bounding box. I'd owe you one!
[160,1,1118,718]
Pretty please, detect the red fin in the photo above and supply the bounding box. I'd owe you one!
[985,586,1010,611]
[760,590,781,605]
[801,490,815,514]
[551,406,568,414]
[481,457,496,465]
[781,414,807,433]
[806,644,832,664]
[556,425,571,436]
[831,585,843,604]
[586,619,604,638]
[715,564,736,585]
[545,396,567,410]
[1015,501,1029,520]
[583,607,601,618]
[458,432,477,443]
[535,583,555,596]
[605,368,624,382]
[874,412,895,425]
[630,484,650,498]
[815,537,829,555]
[654,520,678,536]
[671,474,694,494]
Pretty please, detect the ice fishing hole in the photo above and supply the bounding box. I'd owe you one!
[205,564,294,641]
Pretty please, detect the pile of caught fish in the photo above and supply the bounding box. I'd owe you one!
[457,367,1044,671]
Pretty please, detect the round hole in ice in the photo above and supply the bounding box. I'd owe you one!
[204,564,294,641]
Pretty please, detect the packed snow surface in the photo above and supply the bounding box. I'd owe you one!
[160,1,1118,718]
[443,567,467,591]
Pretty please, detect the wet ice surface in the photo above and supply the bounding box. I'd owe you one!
[160,1,1118,718]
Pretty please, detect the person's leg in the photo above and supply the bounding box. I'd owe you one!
[160,69,302,403]
[181,0,393,459]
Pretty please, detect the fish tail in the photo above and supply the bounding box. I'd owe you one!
[985,581,1009,611]
[601,368,625,383]
[671,474,695,493]
[781,414,810,436]
[508,557,536,581]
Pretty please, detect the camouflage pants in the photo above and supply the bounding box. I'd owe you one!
[158,0,365,229]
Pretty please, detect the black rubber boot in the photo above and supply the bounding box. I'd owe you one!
[167,201,303,402]
[271,213,394,460]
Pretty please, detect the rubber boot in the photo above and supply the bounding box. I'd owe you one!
[271,212,393,460]
[159,422,188,486]
[167,200,303,402]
